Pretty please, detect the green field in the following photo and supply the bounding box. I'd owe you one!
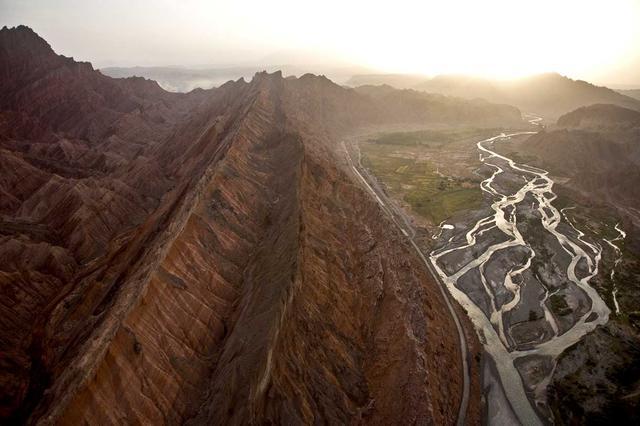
[370,128,496,147]
[361,130,485,224]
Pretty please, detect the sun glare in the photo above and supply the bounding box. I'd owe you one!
[324,0,639,79]
[1,0,638,81]
[227,0,639,80]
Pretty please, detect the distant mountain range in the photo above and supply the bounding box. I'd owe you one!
[346,73,640,119]
[101,67,640,121]
[101,64,368,92]
[100,65,262,92]
[618,89,640,101]
[344,74,427,89]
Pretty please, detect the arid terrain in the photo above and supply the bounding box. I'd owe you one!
[1,21,640,426]
[0,25,531,425]
[354,109,640,424]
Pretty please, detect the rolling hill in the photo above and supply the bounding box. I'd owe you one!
[347,73,640,119]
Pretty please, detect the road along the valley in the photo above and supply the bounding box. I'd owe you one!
[344,116,622,425]
[341,141,470,426]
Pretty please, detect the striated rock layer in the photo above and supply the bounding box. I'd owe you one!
[0,26,520,425]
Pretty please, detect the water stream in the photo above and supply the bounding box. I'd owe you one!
[604,223,627,314]
[429,126,611,425]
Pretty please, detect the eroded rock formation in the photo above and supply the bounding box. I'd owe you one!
[0,25,520,424]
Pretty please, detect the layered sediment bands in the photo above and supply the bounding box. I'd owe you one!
[187,144,466,424]
[56,80,297,424]
[0,26,503,425]
[51,79,466,424]
[0,27,198,419]
[0,236,76,419]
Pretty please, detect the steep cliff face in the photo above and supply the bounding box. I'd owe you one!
[0,25,214,422]
[0,26,510,425]
[28,72,468,426]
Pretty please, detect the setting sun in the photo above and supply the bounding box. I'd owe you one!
[340,0,639,80]
[2,0,639,82]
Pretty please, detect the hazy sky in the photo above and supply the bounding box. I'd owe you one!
[2,0,639,84]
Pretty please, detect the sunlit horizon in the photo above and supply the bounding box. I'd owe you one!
[1,0,639,85]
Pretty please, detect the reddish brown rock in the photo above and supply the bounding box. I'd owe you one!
[0,26,509,425]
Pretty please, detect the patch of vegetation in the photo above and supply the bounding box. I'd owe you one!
[549,293,572,316]
[371,130,456,146]
[359,128,502,223]
[519,184,640,321]
[360,152,415,194]
[504,150,538,165]
[550,193,572,212]
[361,141,482,223]
[369,128,499,147]
[404,186,482,224]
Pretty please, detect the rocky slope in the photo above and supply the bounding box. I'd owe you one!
[490,103,640,423]
[515,104,640,212]
[557,103,640,130]
[548,322,640,425]
[0,26,524,424]
[618,89,640,101]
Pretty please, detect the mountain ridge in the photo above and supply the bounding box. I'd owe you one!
[0,25,523,424]
[346,72,640,119]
